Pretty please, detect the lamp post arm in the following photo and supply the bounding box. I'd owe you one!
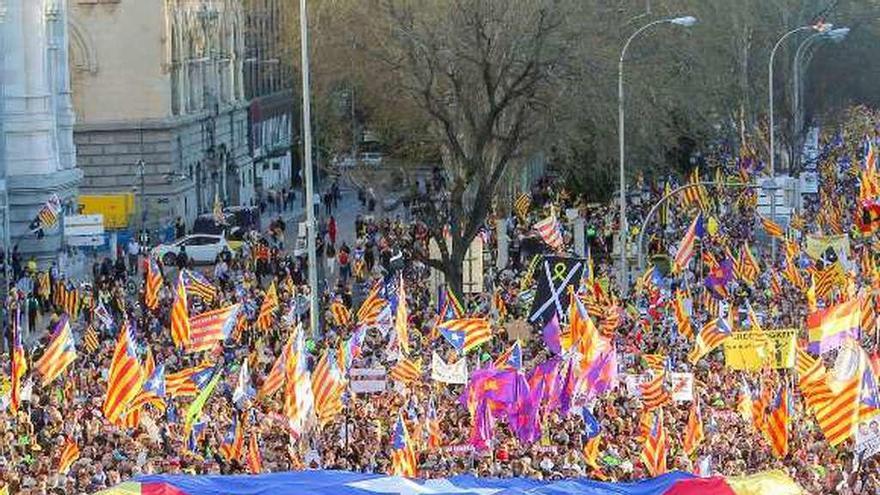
[636,181,759,271]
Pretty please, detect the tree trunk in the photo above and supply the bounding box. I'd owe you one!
[443,254,465,302]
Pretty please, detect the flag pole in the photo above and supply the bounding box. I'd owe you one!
[299,0,319,337]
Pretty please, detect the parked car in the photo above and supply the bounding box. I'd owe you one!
[191,206,261,240]
[151,234,238,265]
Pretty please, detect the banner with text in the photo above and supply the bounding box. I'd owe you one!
[723,329,797,370]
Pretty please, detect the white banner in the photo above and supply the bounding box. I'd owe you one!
[431,352,468,384]
[856,417,880,460]
[350,367,387,394]
[670,372,694,402]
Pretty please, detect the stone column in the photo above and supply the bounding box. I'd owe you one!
[0,0,82,264]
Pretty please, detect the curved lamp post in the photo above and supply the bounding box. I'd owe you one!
[617,15,696,294]
[767,22,830,261]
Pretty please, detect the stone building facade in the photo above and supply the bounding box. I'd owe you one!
[69,0,253,232]
[0,0,83,260]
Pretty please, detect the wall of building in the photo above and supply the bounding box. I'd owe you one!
[68,0,171,122]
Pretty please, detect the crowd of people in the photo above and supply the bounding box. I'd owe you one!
[3,107,880,495]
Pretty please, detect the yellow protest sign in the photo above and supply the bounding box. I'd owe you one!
[723,329,797,370]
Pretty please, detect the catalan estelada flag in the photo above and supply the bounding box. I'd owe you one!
[437,318,492,353]
[426,397,442,449]
[256,282,279,331]
[57,436,80,474]
[170,272,190,348]
[640,408,667,477]
[219,414,245,463]
[806,298,861,354]
[687,317,732,364]
[390,414,417,477]
[129,363,166,413]
[102,324,145,424]
[144,257,163,310]
[185,304,241,354]
[35,316,76,385]
[165,363,214,398]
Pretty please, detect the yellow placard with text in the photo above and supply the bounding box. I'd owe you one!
[723,329,797,370]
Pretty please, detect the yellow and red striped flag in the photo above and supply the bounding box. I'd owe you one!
[9,308,26,414]
[737,243,760,284]
[395,276,410,355]
[672,291,693,339]
[760,216,785,239]
[389,357,422,384]
[258,334,294,400]
[356,282,386,326]
[57,436,80,474]
[640,408,667,477]
[687,318,732,364]
[256,282,279,331]
[102,324,145,424]
[329,300,352,327]
[283,332,314,435]
[639,372,672,412]
[170,272,190,348]
[765,386,789,458]
[437,318,492,353]
[683,399,704,456]
[672,214,702,274]
[218,414,245,463]
[34,316,77,385]
[247,432,263,474]
[311,349,344,427]
[390,414,418,477]
[144,257,163,310]
[426,398,442,449]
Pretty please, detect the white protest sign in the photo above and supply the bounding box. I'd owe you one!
[670,372,694,402]
[431,352,468,385]
[856,417,880,460]
[350,367,387,394]
[621,373,651,397]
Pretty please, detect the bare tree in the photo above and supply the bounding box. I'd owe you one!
[375,0,571,295]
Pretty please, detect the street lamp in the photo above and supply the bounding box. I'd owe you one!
[768,22,831,261]
[791,27,849,168]
[617,15,696,294]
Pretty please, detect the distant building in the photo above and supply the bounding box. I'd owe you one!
[0,0,83,261]
[244,0,295,205]
[69,0,252,234]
